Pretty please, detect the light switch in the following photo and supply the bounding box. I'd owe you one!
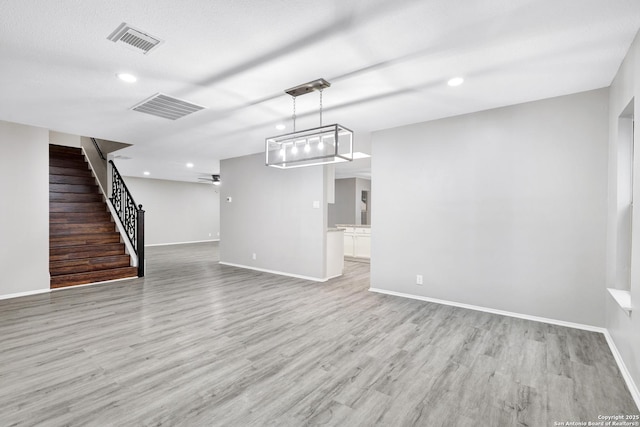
[312,201,320,209]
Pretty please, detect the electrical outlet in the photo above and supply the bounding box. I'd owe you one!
[208,233,212,237]
[416,274,423,285]
[252,253,257,260]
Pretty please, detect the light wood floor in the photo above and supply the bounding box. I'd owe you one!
[1,242,637,426]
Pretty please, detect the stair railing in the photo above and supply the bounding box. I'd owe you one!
[90,137,106,161]
[109,160,145,277]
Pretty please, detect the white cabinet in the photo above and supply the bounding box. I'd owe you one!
[344,233,355,257]
[339,225,370,259]
[354,233,371,258]
[326,229,344,279]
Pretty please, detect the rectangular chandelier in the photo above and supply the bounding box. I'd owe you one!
[266,78,354,169]
[265,123,353,169]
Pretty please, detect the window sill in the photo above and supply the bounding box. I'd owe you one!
[607,288,632,316]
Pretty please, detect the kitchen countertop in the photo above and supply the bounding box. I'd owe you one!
[335,224,371,228]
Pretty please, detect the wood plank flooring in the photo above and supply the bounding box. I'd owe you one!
[0,242,637,426]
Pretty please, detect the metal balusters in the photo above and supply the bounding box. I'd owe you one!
[109,160,145,277]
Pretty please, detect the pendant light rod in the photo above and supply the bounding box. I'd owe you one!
[292,96,296,133]
[319,88,323,127]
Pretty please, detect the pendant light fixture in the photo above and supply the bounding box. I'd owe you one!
[266,78,353,169]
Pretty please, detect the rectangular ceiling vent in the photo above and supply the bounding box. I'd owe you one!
[130,93,206,120]
[107,22,163,55]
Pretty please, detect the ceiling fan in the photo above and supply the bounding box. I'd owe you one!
[198,174,221,185]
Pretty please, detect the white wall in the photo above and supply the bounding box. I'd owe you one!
[49,130,81,148]
[371,88,609,327]
[123,177,220,246]
[0,121,50,297]
[81,136,108,193]
[329,178,356,226]
[220,153,327,280]
[606,30,640,397]
[328,178,372,226]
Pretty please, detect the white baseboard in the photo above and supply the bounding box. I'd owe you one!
[369,288,605,332]
[0,288,49,301]
[603,330,640,410]
[146,239,219,247]
[0,276,140,301]
[219,261,328,282]
[369,287,639,410]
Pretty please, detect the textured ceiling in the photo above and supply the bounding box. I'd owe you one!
[1,0,639,182]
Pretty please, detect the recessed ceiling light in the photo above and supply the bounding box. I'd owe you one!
[117,73,137,83]
[186,163,194,168]
[275,124,286,131]
[143,171,150,176]
[447,77,464,87]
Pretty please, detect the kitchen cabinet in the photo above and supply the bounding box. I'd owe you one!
[338,225,371,259]
[326,229,344,278]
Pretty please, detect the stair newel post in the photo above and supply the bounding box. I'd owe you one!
[137,204,145,277]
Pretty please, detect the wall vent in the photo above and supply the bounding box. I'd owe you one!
[130,93,206,120]
[107,22,163,55]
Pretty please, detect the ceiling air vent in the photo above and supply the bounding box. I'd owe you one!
[130,93,206,120]
[107,22,163,55]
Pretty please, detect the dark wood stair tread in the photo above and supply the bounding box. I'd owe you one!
[50,174,96,185]
[49,166,93,177]
[50,202,108,213]
[50,267,138,288]
[49,154,86,163]
[50,212,112,223]
[50,183,99,193]
[50,192,103,202]
[50,234,122,248]
[49,157,88,168]
[50,255,132,275]
[50,243,123,255]
[50,223,116,236]
[49,237,124,251]
[49,144,83,155]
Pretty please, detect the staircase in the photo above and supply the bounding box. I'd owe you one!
[49,144,138,288]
